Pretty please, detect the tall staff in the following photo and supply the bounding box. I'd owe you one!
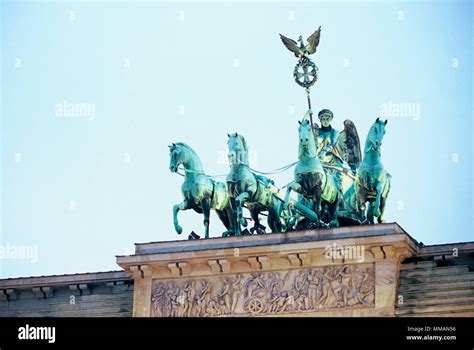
[280,27,321,134]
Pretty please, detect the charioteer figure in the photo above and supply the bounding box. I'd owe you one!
[314,109,344,168]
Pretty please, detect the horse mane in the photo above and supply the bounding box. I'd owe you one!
[174,142,204,171]
[229,133,248,152]
[175,142,199,158]
[240,136,248,152]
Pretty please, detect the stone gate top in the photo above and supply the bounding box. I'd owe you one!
[117,223,419,317]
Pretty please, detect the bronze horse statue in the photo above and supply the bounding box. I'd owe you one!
[225,133,282,236]
[169,142,232,238]
[284,115,341,227]
[355,118,391,224]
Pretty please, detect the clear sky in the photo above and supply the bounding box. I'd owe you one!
[1,0,472,278]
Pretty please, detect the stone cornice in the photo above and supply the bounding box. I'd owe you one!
[117,223,418,273]
[0,270,130,290]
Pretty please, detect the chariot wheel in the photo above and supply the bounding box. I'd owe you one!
[247,298,264,314]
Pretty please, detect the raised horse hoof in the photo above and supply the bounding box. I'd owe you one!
[175,225,183,235]
[188,231,201,240]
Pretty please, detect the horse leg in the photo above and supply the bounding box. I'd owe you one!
[378,182,390,224]
[273,198,282,232]
[173,199,189,235]
[328,196,340,228]
[378,196,387,224]
[283,182,295,209]
[314,181,322,225]
[216,209,231,231]
[250,208,265,234]
[284,182,304,206]
[201,198,211,239]
[355,186,367,222]
[330,179,342,227]
[373,182,383,219]
[268,204,282,233]
[224,197,239,237]
[367,202,375,224]
[235,192,250,227]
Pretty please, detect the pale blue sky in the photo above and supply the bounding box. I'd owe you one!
[1,0,472,278]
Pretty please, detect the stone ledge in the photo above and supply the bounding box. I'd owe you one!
[128,223,410,256]
[0,270,131,290]
[117,224,418,271]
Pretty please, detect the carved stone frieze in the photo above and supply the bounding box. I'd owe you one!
[151,264,374,316]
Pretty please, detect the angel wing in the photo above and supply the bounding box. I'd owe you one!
[337,119,362,172]
[279,34,301,58]
[306,26,321,55]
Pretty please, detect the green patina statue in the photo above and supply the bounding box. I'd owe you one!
[355,118,391,224]
[283,111,341,228]
[169,143,232,239]
[314,109,344,167]
[168,26,393,238]
[225,133,282,236]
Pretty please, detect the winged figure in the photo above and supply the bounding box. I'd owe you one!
[337,120,362,172]
[279,26,321,59]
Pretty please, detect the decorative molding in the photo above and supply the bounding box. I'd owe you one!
[371,246,385,259]
[247,257,260,270]
[258,256,271,269]
[32,286,53,299]
[208,260,220,273]
[69,284,89,296]
[0,289,18,301]
[130,265,152,279]
[219,259,231,273]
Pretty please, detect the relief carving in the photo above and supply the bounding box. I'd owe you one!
[151,264,374,316]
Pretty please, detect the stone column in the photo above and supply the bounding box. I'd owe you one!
[130,265,152,317]
[372,245,413,316]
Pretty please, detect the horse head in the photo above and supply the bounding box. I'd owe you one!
[168,143,183,173]
[227,132,249,165]
[297,119,317,159]
[366,117,388,152]
[298,119,313,148]
[169,142,204,174]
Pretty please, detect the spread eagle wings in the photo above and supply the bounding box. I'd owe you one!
[279,26,321,58]
[337,119,362,172]
[279,34,301,58]
[306,26,321,55]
